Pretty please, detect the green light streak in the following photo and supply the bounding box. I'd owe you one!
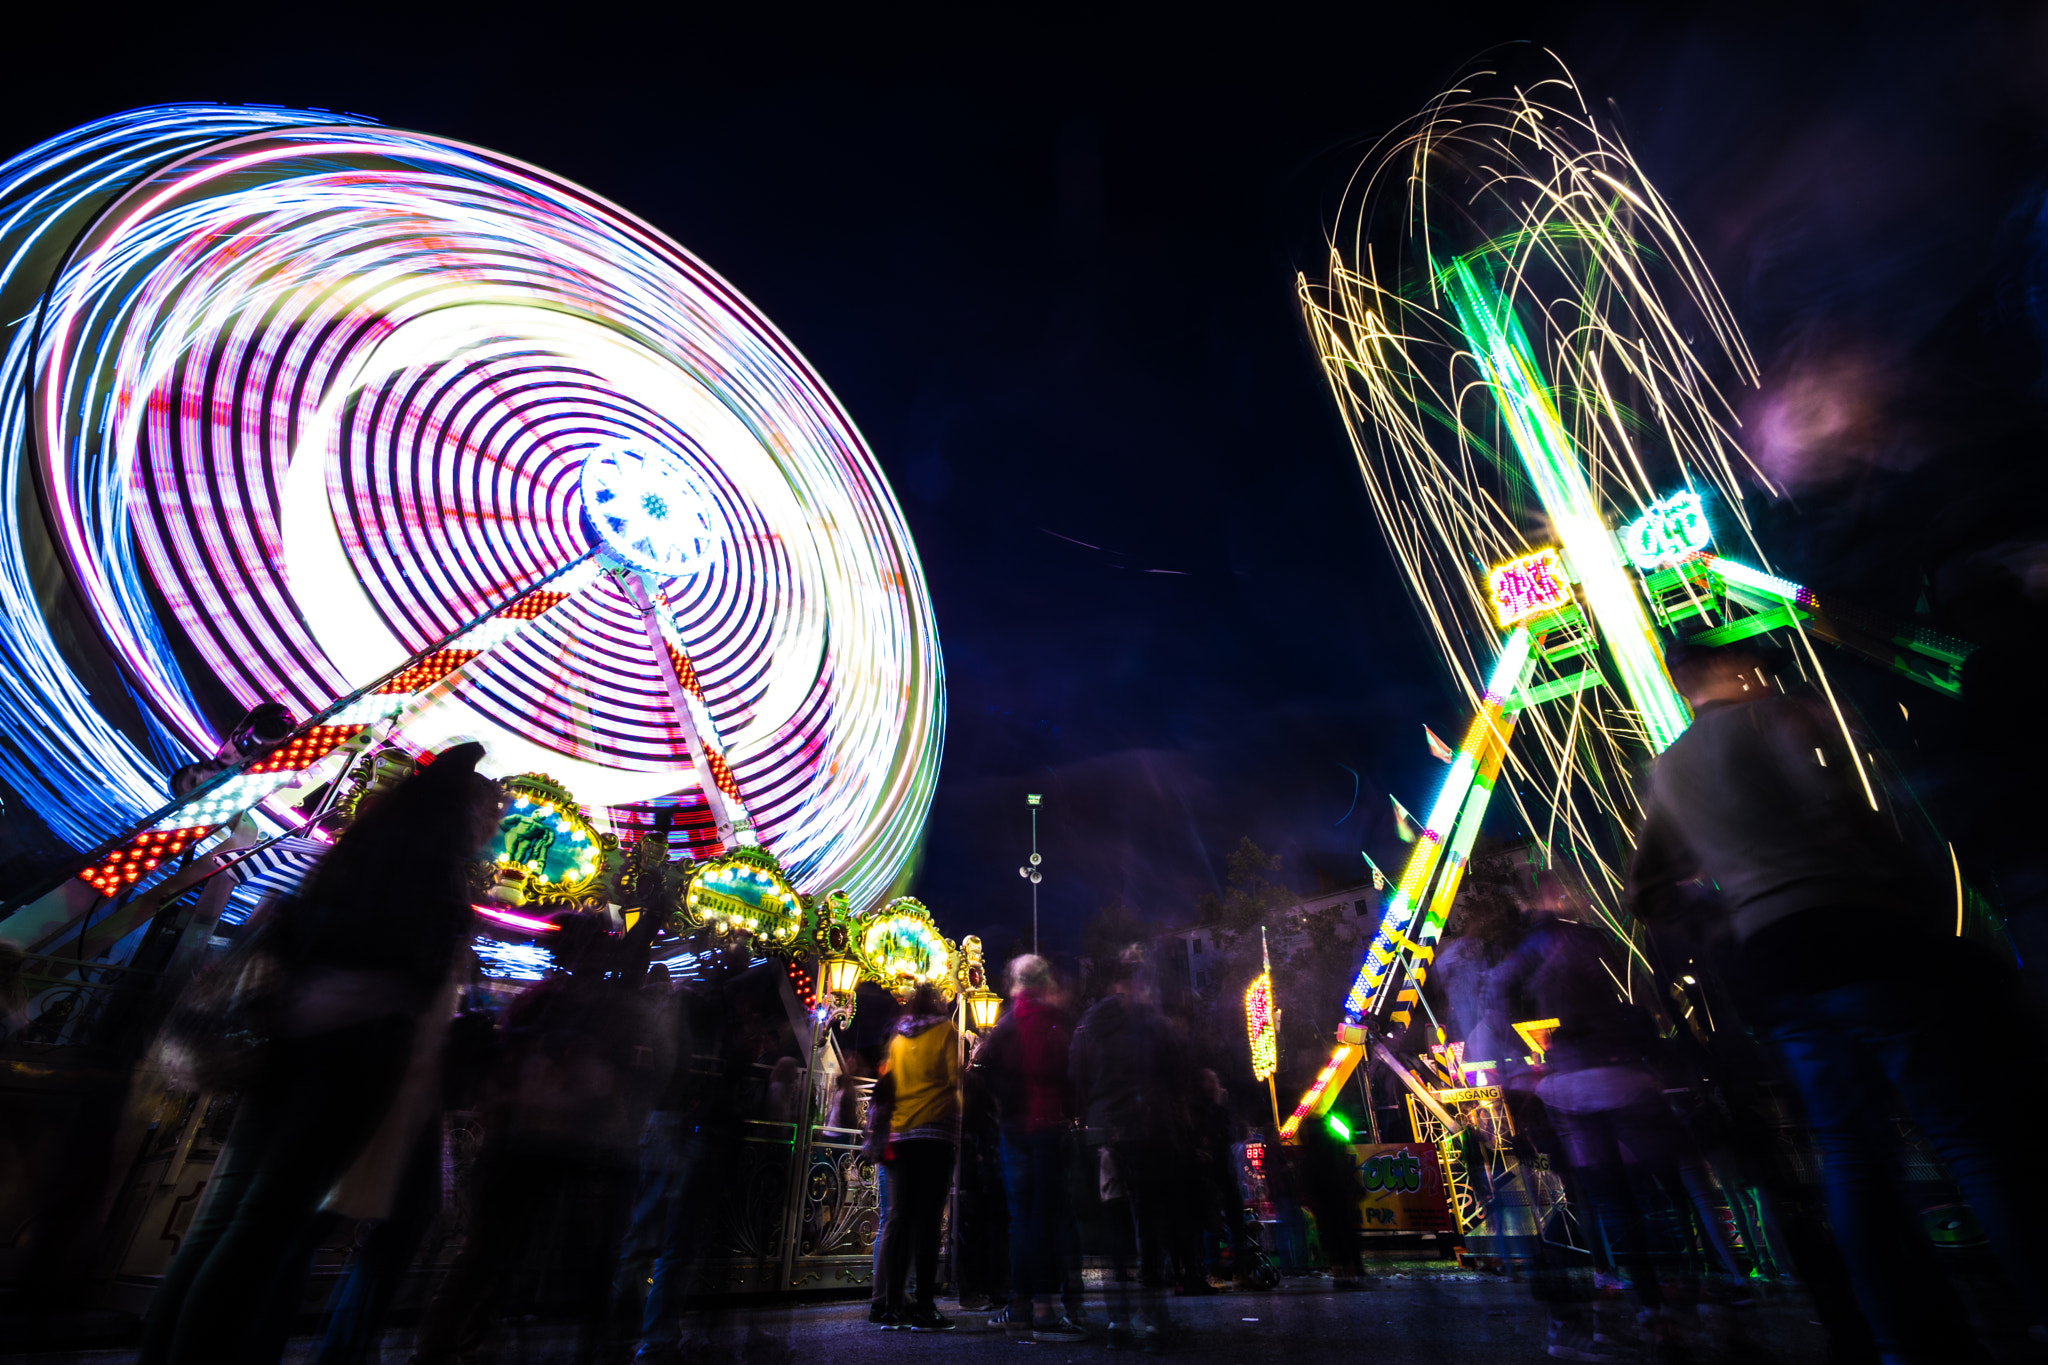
[1440,257,1692,752]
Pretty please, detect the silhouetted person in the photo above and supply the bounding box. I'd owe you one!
[409,911,668,1365]
[137,742,502,1365]
[1634,641,2048,1358]
[953,1033,1012,1314]
[1071,953,1182,1346]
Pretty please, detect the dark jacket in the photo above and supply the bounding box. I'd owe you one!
[1487,918,1661,1076]
[1070,992,1180,1144]
[1631,693,1918,942]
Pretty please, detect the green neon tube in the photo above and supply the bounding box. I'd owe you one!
[1441,258,1692,752]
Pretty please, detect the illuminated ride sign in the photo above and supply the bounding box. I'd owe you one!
[684,844,802,943]
[860,897,954,993]
[1621,491,1711,571]
[1245,972,1278,1081]
[1486,548,1573,628]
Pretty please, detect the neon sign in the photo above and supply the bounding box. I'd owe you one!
[1486,549,1573,628]
[1246,972,1278,1081]
[1622,491,1710,571]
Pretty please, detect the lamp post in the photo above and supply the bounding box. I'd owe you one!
[1018,793,1043,956]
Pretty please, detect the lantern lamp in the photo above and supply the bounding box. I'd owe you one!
[967,987,1002,1032]
[819,949,863,1026]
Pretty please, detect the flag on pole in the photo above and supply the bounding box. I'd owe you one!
[1361,851,1387,890]
[1424,725,1455,763]
[1392,796,1420,843]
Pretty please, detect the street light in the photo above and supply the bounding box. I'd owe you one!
[1018,793,1043,955]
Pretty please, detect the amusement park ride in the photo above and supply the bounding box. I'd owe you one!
[0,104,969,1025]
[1275,56,1986,1236]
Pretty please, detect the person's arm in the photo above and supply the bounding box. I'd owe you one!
[1629,789,1698,926]
[1068,1019,1094,1127]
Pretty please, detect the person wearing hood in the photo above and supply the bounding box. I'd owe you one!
[876,981,961,1332]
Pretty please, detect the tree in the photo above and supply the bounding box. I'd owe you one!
[1197,837,1298,937]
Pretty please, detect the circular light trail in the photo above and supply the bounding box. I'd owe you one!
[0,105,943,907]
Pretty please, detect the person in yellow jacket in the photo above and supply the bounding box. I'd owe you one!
[876,982,960,1332]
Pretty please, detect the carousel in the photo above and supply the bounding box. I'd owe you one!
[0,102,954,1308]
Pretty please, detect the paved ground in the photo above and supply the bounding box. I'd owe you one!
[5,1267,1856,1365]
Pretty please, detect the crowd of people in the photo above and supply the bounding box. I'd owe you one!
[128,745,1286,1365]
[120,635,2048,1365]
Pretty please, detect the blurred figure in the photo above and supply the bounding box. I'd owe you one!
[1294,1111,1368,1290]
[875,982,960,1331]
[602,961,695,1359]
[863,1058,896,1325]
[314,952,492,1365]
[136,742,500,1365]
[1186,1068,1249,1290]
[409,911,670,1365]
[1071,951,1181,1347]
[1486,886,1738,1356]
[979,954,1086,1340]
[953,1033,1012,1314]
[1634,641,2048,1359]
[636,946,757,1358]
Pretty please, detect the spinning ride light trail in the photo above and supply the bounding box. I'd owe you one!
[1283,55,1913,1136]
[0,104,944,938]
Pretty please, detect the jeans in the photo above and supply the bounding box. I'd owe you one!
[953,1142,1010,1307]
[1103,1141,1173,1325]
[606,1115,707,1345]
[412,1143,627,1364]
[137,1016,413,1365]
[881,1140,954,1311]
[1772,978,2048,1357]
[316,1127,441,1365]
[1000,1127,1079,1318]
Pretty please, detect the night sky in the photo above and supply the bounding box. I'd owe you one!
[7,1,2048,953]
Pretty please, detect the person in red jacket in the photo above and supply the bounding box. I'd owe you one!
[976,954,1087,1341]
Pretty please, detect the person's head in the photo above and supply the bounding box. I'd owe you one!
[1665,643,1769,708]
[908,981,946,1018]
[1108,946,1156,1004]
[1005,953,1054,1001]
[1522,870,1585,922]
[545,910,615,977]
[303,741,499,906]
[1453,895,1523,948]
[645,962,672,993]
[1200,1067,1226,1105]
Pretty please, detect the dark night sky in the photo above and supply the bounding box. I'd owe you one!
[8,1,2048,952]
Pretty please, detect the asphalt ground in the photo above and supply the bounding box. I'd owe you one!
[3,1267,1857,1365]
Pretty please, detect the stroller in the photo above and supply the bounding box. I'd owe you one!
[1229,1205,1282,1290]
